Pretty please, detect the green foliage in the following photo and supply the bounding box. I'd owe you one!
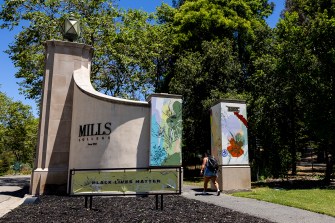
[245,0,335,181]
[0,0,172,102]
[0,91,38,175]
[171,0,273,55]
[164,0,275,171]
[270,0,335,181]
[0,151,15,174]
[169,39,244,154]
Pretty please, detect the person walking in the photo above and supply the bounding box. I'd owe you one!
[200,153,220,196]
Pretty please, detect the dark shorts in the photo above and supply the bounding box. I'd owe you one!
[204,167,217,177]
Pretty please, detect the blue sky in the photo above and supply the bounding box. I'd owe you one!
[0,0,284,117]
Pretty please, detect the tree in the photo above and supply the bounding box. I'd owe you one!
[169,40,243,156]
[164,0,274,160]
[249,0,335,181]
[0,0,171,102]
[0,91,38,174]
[274,0,335,183]
[249,25,312,178]
[171,0,273,63]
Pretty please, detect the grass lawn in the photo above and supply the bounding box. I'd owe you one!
[232,187,335,217]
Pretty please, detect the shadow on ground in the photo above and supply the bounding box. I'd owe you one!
[252,178,335,190]
[0,176,30,187]
[0,176,30,198]
[0,185,29,198]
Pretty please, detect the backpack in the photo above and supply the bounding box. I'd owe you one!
[207,156,219,172]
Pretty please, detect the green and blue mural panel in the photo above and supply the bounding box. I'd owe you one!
[150,97,182,166]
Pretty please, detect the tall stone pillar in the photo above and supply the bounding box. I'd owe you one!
[30,40,93,195]
[210,100,251,192]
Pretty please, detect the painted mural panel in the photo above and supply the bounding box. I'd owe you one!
[221,101,248,165]
[150,97,182,166]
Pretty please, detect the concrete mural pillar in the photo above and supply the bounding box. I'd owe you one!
[30,40,93,195]
[210,100,251,192]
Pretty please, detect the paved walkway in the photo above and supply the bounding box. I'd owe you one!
[1,175,335,223]
[182,185,335,223]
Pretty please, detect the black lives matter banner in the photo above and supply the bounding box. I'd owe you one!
[69,167,181,195]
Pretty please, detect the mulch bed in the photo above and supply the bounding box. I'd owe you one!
[1,195,274,223]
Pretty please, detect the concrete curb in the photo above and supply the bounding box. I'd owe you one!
[0,195,25,218]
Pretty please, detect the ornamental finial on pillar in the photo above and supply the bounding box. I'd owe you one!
[62,13,81,42]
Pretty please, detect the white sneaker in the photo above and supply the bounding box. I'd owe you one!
[217,190,220,196]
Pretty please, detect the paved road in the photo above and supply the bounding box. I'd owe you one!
[0,175,31,218]
[1,175,335,223]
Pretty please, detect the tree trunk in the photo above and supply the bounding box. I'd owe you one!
[324,152,334,185]
[289,96,297,175]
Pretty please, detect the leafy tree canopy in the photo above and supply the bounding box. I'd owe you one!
[171,0,273,50]
[164,0,273,155]
[0,0,172,102]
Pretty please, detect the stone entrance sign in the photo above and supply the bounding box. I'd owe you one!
[30,41,182,195]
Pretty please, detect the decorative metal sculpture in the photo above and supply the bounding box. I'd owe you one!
[62,14,81,42]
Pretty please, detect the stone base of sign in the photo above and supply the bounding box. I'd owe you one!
[30,168,68,195]
[216,166,251,192]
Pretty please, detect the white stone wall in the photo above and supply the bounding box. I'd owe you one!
[69,82,151,169]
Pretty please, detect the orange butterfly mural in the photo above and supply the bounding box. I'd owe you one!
[227,133,244,157]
